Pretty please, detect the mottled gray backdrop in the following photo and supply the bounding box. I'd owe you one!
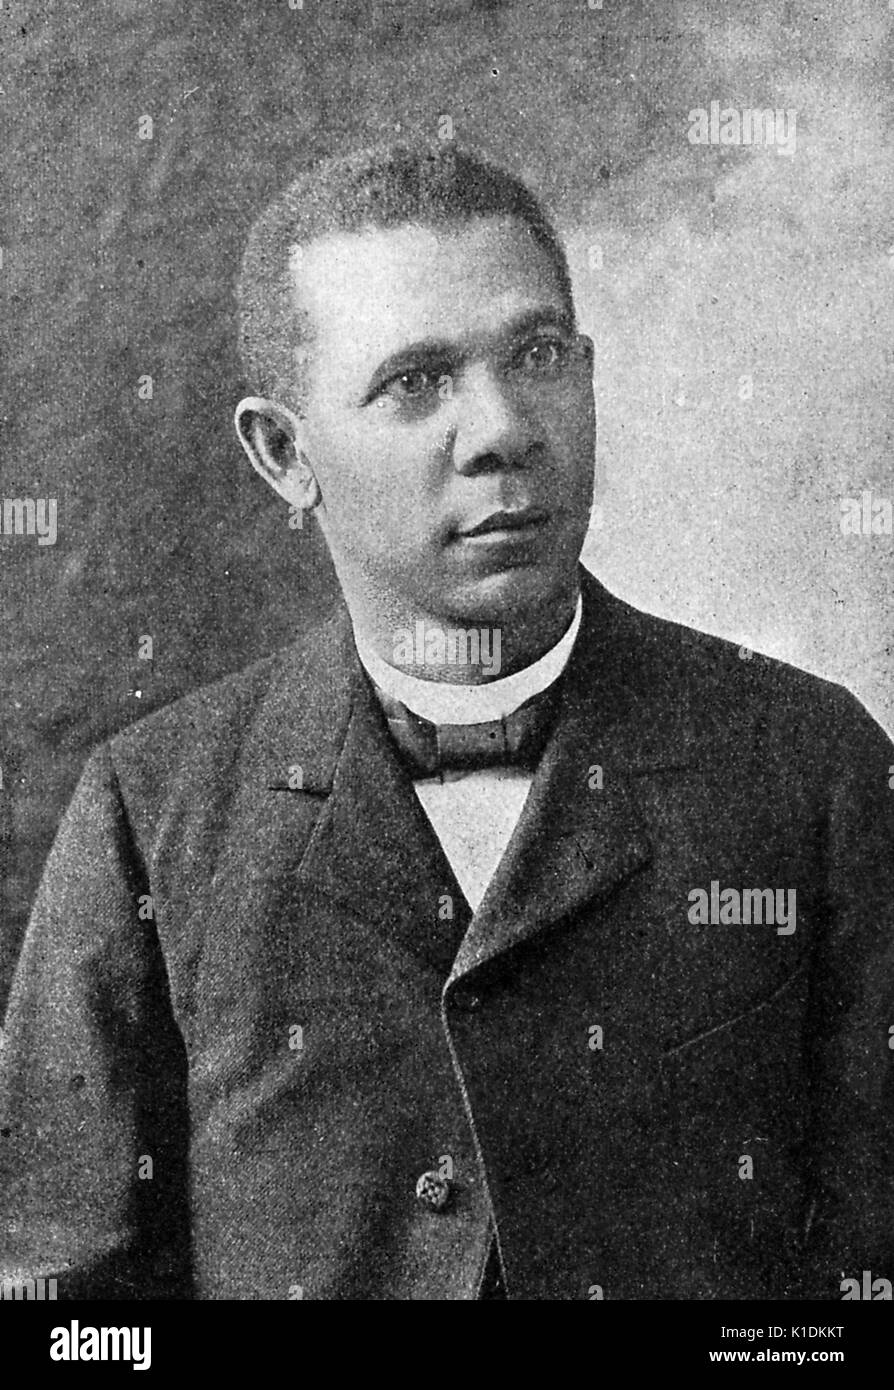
[2,0,892,1008]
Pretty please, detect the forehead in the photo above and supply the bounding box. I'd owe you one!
[290,215,570,379]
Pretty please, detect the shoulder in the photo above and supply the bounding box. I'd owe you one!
[110,648,285,764]
[583,572,890,760]
[103,604,352,813]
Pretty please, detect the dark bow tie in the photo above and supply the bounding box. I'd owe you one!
[372,679,563,779]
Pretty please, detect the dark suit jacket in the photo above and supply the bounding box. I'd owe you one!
[2,571,893,1300]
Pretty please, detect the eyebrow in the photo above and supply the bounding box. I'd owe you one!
[359,305,576,401]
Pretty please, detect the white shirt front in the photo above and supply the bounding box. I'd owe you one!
[353,597,582,911]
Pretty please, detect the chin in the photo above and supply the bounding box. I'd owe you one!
[435,558,577,626]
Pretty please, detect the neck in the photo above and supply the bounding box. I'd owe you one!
[342,575,582,685]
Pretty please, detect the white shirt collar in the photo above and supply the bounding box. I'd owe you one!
[353,594,582,726]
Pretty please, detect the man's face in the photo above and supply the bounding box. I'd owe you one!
[294,214,596,625]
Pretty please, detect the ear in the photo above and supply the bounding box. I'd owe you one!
[233,396,322,512]
[575,333,595,370]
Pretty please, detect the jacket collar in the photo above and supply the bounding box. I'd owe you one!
[447,571,659,983]
[251,570,696,981]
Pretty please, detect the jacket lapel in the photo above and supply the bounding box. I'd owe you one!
[245,572,696,988]
[275,610,472,977]
[448,572,694,984]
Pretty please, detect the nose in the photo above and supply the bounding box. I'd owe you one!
[449,365,542,476]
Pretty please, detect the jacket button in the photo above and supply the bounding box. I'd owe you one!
[415,1170,453,1212]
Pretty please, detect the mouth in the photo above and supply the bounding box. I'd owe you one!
[456,507,551,542]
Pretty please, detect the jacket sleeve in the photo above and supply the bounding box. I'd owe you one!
[0,744,192,1299]
[801,691,894,1298]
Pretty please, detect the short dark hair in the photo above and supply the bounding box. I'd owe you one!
[236,140,575,413]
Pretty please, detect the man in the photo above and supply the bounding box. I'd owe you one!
[1,142,893,1301]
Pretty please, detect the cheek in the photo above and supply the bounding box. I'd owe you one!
[540,403,595,480]
[308,417,381,514]
[313,418,441,535]
[548,383,595,441]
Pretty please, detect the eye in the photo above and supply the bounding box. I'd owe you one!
[380,367,442,401]
[516,336,570,375]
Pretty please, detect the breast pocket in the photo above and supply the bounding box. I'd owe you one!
[660,964,810,1062]
[656,964,811,1184]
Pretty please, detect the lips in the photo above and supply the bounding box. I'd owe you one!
[458,506,550,538]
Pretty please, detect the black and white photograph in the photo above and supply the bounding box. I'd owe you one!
[1,0,892,1350]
